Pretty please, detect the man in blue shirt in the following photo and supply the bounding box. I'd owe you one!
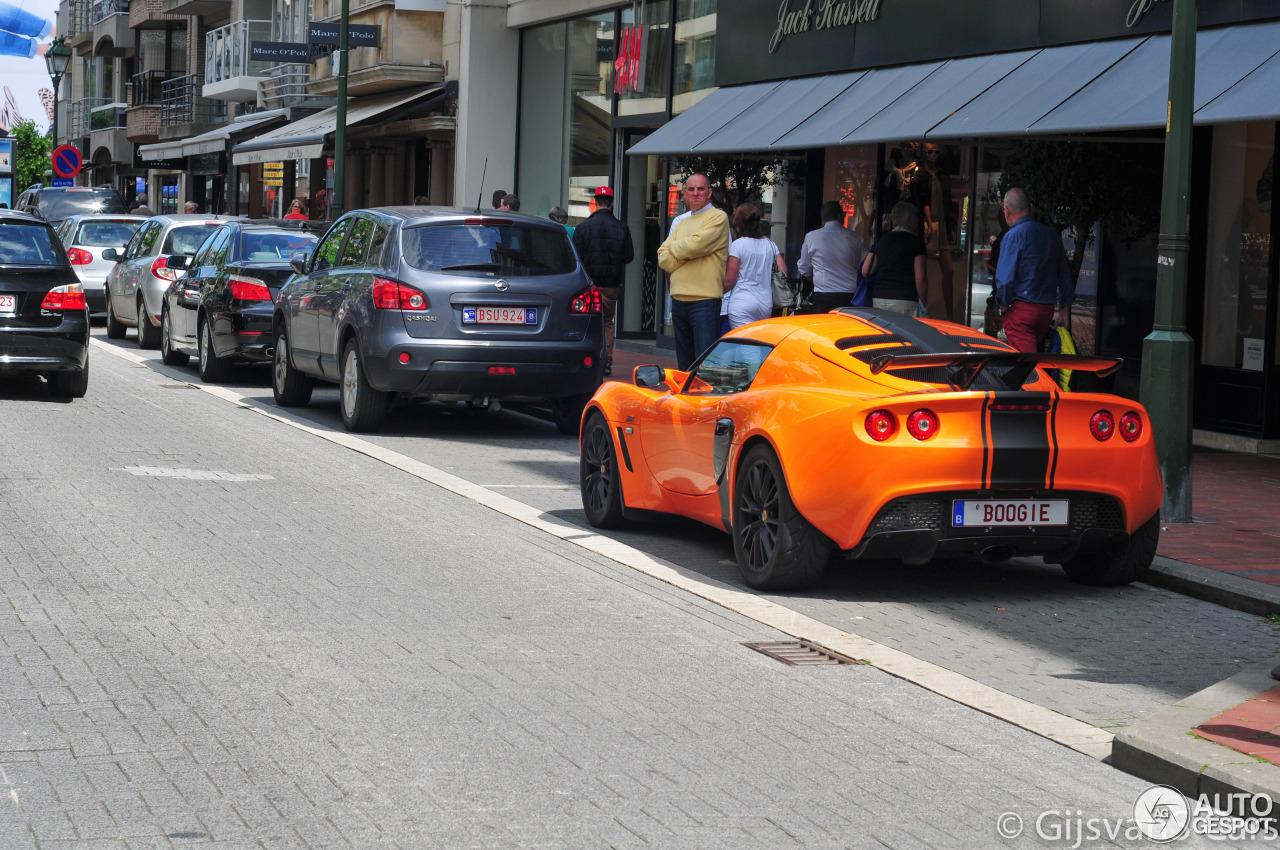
[994,188,1074,352]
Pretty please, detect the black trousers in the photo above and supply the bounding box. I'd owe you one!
[801,291,855,315]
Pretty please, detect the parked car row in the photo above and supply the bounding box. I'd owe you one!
[93,205,607,435]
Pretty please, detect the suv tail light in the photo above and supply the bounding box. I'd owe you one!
[865,409,896,441]
[1119,411,1143,442]
[906,409,939,440]
[372,277,428,311]
[1089,410,1115,441]
[570,286,603,314]
[42,284,87,311]
[229,276,272,301]
[151,256,180,281]
[66,247,92,265]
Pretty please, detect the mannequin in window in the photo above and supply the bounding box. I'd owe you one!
[909,143,956,321]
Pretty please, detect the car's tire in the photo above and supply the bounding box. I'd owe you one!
[197,316,232,383]
[580,412,625,529]
[1061,512,1160,586]
[160,307,189,366]
[136,298,160,348]
[272,325,313,408]
[732,443,830,591]
[339,339,387,432]
[105,291,125,339]
[552,393,591,437]
[47,358,88,399]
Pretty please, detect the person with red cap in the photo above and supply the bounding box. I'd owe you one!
[572,186,634,376]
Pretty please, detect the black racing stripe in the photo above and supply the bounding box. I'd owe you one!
[988,392,1052,489]
[835,333,907,350]
[1048,395,1060,489]
[615,426,634,473]
[981,393,992,490]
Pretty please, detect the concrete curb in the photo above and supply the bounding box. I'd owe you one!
[1112,659,1280,813]
[1144,556,1280,618]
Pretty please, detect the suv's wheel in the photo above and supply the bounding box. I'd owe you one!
[136,299,160,349]
[339,339,387,432]
[160,308,189,366]
[105,291,125,339]
[272,325,313,407]
[732,444,830,591]
[552,393,590,437]
[197,316,232,383]
[1061,513,1160,586]
[580,412,624,528]
[48,358,89,399]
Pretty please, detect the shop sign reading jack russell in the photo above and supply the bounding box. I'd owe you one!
[769,0,883,53]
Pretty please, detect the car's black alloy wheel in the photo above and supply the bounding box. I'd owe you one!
[160,308,189,366]
[1061,512,1160,586]
[580,413,624,528]
[272,327,313,407]
[732,444,829,591]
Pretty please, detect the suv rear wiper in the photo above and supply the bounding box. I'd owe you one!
[440,262,502,272]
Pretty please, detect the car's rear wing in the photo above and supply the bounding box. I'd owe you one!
[868,351,1122,391]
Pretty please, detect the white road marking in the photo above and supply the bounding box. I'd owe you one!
[111,465,275,482]
[92,338,1116,760]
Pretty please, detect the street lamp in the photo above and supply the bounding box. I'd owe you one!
[44,36,72,145]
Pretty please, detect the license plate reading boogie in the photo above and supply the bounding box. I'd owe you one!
[952,499,1069,527]
[463,306,537,325]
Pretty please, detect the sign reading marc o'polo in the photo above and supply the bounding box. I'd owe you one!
[768,0,883,53]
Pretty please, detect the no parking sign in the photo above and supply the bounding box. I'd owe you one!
[51,145,82,179]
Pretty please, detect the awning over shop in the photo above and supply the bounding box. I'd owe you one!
[626,19,1280,156]
[231,86,445,166]
[138,109,286,162]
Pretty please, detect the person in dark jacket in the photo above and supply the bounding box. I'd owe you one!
[572,186,634,376]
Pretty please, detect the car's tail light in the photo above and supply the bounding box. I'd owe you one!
[488,366,516,375]
[1119,411,1143,442]
[906,409,939,440]
[1089,410,1115,441]
[229,276,272,301]
[570,286,602,314]
[66,247,92,265]
[865,409,896,441]
[151,257,180,281]
[372,277,428,310]
[41,284,86,311]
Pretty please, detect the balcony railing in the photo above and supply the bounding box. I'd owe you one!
[205,19,272,84]
[67,0,93,37]
[91,0,129,24]
[91,99,128,131]
[161,73,226,125]
[131,69,183,106]
[258,63,329,109]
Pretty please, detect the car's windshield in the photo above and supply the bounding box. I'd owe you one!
[38,191,128,220]
[0,223,63,265]
[73,219,143,248]
[401,222,576,276]
[163,224,221,255]
[238,230,319,260]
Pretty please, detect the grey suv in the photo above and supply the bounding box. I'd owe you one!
[15,186,128,226]
[271,207,605,434]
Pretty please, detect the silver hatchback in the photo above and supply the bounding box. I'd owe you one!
[54,214,146,317]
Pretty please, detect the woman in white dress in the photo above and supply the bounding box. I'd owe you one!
[723,203,786,330]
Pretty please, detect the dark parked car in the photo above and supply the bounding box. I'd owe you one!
[271,207,604,433]
[160,221,320,382]
[0,210,90,397]
[15,186,128,227]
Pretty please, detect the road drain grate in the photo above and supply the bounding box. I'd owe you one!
[160,384,197,389]
[741,640,859,666]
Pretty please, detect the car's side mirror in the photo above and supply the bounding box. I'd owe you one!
[101,248,118,261]
[165,254,190,271]
[289,249,313,275]
[634,365,665,388]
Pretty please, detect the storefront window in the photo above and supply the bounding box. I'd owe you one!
[159,176,180,216]
[568,14,615,224]
[673,0,716,115]
[823,145,877,246]
[617,0,671,117]
[1201,123,1274,370]
[518,23,569,219]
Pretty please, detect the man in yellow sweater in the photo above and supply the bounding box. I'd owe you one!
[658,174,730,370]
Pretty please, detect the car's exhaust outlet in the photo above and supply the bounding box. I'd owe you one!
[488,399,502,413]
[979,546,1014,564]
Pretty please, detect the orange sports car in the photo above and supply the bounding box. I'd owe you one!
[578,308,1163,591]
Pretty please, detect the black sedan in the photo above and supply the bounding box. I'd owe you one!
[0,211,90,397]
[270,207,604,433]
[159,222,319,382]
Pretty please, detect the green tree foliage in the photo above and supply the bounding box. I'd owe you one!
[995,140,1162,284]
[12,120,52,194]
[669,155,793,216]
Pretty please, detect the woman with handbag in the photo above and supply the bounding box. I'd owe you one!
[723,203,787,329]
[861,201,927,317]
